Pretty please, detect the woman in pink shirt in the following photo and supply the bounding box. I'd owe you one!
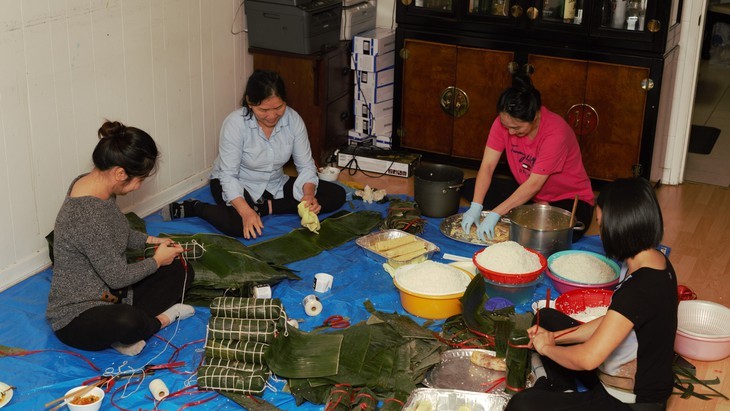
[461,74,594,242]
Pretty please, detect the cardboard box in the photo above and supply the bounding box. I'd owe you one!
[336,148,420,177]
[354,113,393,135]
[352,27,396,56]
[350,50,395,72]
[354,99,394,119]
[354,67,394,88]
[354,81,393,104]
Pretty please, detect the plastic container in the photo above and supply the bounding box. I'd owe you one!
[675,330,730,362]
[473,247,547,285]
[677,300,730,339]
[483,274,543,306]
[393,266,474,319]
[555,289,613,322]
[356,229,440,267]
[317,166,341,182]
[546,250,620,294]
[64,386,105,411]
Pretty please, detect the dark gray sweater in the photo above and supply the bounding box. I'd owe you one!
[46,177,158,331]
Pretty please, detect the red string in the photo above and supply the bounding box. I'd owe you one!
[382,397,404,406]
[482,376,506,393]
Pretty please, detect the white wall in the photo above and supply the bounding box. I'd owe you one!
[0,0,251,291]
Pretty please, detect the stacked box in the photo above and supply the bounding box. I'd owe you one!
[350,28,395,148]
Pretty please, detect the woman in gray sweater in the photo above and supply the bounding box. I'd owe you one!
[47,121,195,356]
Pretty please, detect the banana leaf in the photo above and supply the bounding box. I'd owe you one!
[505,329,530,394]
[352,386,378,411]
[379,390,410,411]
[209,297,283,319]
[197,365,269,394]
[204,357,268,373]
[205,339,268,363]
[250,211,383,265]
[221,392,283,411]
[324,384,354,411]
[264,327,344,379]
[208,317,279,343]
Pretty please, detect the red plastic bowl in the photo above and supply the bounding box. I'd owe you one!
[473,247,547,285]
[545,267,619,294]
[555,288,613,317]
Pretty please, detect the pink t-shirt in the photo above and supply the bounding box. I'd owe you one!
[486,106,595,205]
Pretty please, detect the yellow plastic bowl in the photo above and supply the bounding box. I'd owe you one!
[393,268,474,320]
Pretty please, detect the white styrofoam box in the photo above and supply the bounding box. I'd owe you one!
[354,113,392,135]
[340,2,376,41]
[348,128,392,140]
[354,82,393,104]
[350,50,395,72]
[353,99,393,119]
[352,27,395,56]
[354,67,394,89]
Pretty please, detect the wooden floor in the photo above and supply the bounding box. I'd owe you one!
[338,169,730,410]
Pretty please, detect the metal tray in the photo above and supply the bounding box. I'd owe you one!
[440,213,510,246]
[423,349,507,394]
[356,229,440,265]
[403,387,509,411]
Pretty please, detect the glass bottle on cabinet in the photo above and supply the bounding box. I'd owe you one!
[467,0,508,16]
[601,0,647,31]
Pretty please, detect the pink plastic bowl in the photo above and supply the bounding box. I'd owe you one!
[674,330,730,362]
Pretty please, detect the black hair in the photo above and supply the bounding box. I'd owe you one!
[92,120,159,180]
[596,177,664,261]
[496,73,542,122]
[240,70,287,120]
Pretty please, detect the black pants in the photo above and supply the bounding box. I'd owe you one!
[506,309,666,411]
[194,178,346,237]
[55,258,194,351]
[461,176,594,242]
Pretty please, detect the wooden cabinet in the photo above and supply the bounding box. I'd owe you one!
[399,40,513,160]
[250,42,353,166]
[394,0,681,181]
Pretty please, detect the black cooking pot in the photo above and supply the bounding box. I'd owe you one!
[414,164,464,218]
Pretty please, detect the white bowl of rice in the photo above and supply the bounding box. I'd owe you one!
[546,250,620,294]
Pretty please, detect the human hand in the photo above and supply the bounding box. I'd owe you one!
[461,202,483,233]
[530,328,555,355]
[302,194,321,214]
[153,242,183,267]
[476,211,501,241]
[241,208,264,240]
[147,236,174,246]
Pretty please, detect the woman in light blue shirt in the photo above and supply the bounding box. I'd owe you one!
[164,70,345,239]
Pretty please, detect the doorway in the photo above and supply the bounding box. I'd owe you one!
[684,3,730,187]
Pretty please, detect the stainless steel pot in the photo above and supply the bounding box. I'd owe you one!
[414,164,464,218]
[504,204,585,257]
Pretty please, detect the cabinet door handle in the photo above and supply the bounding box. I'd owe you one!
[566,104,598,137]
[641,78,654,91]
[440,86,470,117]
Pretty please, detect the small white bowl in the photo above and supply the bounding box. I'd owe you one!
[317,166,341,182]
[64,386,104,411]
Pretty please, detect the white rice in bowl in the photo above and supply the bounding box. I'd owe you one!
[475,241,541,274]
[395,261,472,295]
[551,253,616,284]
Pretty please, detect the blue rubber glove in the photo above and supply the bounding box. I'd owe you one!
[476,211,501,241]
[461,202,483,233]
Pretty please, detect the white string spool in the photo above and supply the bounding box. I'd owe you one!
[253,284,272,299]
[302,294,323,316]
[149,378,169,401]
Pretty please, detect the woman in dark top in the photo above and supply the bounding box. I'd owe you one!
[47,120,196,356]
[506,177,677,411]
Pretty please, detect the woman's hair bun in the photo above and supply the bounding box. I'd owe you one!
[98,120,126,140]
[512,73,534,92]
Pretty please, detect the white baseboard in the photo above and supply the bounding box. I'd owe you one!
[0,169,212,293]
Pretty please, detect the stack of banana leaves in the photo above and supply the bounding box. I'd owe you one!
[381,199,425,235]
[264,302,446,409]
[45,210,384,306]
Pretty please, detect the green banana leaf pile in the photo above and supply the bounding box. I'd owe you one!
[263,303,446,407]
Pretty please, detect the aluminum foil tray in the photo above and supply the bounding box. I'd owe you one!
[356,229,440,265]
[403,387,509,411]
[423,349,507,394]
[440,212,510,246]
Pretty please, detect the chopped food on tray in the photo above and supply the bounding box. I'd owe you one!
[470,351,507,371]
